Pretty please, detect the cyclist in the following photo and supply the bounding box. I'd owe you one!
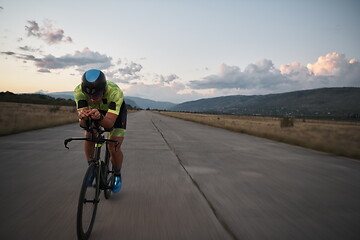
[74,69,127,193]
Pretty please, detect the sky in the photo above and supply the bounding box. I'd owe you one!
[0,0,359,103]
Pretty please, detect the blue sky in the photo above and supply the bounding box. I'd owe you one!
[1,0,359,103]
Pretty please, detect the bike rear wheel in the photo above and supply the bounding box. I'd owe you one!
[77,163,100,240]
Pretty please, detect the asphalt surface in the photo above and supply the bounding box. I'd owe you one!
[0,110,359,240]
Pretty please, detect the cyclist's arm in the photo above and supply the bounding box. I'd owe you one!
[85,109,117,131]
[74,85,91,129]
[99,112,117,130]
[98,84,123,130]
[78,108,90,129]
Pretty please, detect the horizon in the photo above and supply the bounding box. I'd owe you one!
[2,86,359,105]
[1,1,359,103]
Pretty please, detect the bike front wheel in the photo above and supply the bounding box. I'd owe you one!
[77,163,100,240]
[104,145,113,199]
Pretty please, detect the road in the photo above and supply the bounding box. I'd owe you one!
[0,111,359,240]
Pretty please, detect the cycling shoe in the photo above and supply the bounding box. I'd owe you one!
[112,175,122,193]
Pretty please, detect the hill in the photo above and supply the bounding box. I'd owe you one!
[47,91,140,109]
[0,91,140,110]
[46,92,175,110]
[0,91,75,106]
[170,88,360,119]
[47,92,176,110]
[125,96,176,110]
[46,91,74,100]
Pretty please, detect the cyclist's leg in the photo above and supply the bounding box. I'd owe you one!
[83,130,96,186]
[84,130,94,162]
[108,103,127,171]
[108,132,125,192]
[107,103,126,192]
[108,131,125,170]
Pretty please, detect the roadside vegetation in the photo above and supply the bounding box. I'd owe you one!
[0,91,139,136]
[0,102,78,136]
[157,111,360,160]
[0,91,75,106]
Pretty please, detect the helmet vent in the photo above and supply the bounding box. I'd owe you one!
[85,69,101,82]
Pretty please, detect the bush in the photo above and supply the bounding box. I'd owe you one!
[280,116,294,128]
[49,106,61,113]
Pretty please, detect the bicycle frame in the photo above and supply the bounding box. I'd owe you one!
[64,118,119,151]
[64,118,119,188]
[65,118,119,239]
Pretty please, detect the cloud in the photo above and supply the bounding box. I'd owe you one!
[118,61,143,76]
[284,52,360,87]
[113,61,144,82]
[2,48,113,72]
[190,53,360,93]
[25,21,41,37]
[38,68,51,73]
[37,48,112,71]
[159,74,179,83]
[25,20,72,44]
[124,81,192,103]
[190,60,287,90]
[16,54,36,61]
[19,45,41,53]
[1,51,16,55]
[280,62,308,75]
[279,62,311,83]
[307,52,347,76]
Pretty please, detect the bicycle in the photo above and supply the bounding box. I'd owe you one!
[64,118,119,240]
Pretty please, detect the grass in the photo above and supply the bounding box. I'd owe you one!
[0,102,78,136]
[156,111,360,160]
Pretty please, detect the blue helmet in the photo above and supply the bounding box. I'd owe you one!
[81,69,106,98]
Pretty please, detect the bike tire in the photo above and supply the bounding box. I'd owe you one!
[104,145,113,199]
[77,163,100,240]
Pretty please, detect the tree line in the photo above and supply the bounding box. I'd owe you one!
[0,91,75,106]
[0,91,137,110]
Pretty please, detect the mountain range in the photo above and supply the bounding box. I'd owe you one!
[125,96,176,110]
[170,87,360,118]
[44,87,360,118]
[46,91,175,110]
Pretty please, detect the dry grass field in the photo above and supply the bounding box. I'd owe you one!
[157,111,360,160]
[0,102,78,136]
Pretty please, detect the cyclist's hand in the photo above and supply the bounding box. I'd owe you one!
[78,109,90,120]
[88,109,102,120]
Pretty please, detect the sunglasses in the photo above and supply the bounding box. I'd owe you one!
[84,89,103,99]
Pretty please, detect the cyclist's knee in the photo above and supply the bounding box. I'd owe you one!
[108,137,124,154]
[84,130,92,138]
[108,143,121,154]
